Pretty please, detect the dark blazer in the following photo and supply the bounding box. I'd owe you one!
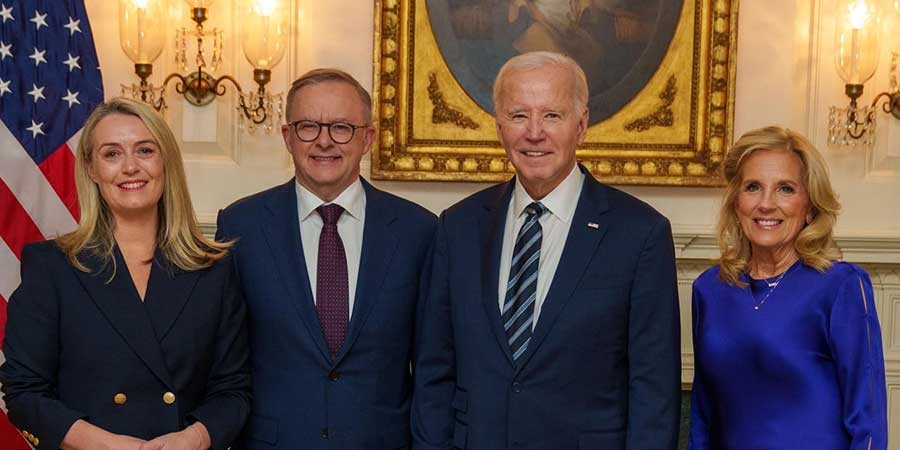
[0,240,251,450]
[216,178,437,450]
[412,167,681,450]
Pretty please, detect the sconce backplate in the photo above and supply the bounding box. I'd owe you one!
[183,71,217,106]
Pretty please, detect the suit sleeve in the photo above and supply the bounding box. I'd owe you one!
[185,256,252,450]
[625,216,681,450]
[411,215,456,450]
[0,244,88,450]
[687,281,710,450]
[828,268,887,450]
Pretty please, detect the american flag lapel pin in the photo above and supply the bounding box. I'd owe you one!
[587,222,599,229]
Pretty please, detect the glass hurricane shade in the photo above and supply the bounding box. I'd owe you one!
[241,0,288,70]
[119,0,165,65]
[184,0,215,8]
[834,0,881,84]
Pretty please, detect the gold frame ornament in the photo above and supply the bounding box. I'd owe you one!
[372,0,738,185]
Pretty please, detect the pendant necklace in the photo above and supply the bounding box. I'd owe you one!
[751,262,798,311]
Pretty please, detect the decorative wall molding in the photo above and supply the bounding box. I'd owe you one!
[673,231,900,264]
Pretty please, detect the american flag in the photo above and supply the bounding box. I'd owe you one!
[0,0,103,447]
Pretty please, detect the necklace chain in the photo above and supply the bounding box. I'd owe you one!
[752,263,798,311]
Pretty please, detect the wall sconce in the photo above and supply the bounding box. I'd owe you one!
[828,0,900,146]
[119,0,288,133]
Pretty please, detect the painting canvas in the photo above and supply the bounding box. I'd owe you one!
[372,0,738,185]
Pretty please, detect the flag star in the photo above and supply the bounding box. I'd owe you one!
[27,120,45,138]
[63,17,81,35]
[29,47,46,66]
[27,83,45,103]
[0,4,12,23]
[62,89,80,107]
[0,41,11,60]
[30,10,47,30]
[0,78,11,97]
[63,53,80,71]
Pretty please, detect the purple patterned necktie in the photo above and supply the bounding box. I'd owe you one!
[316,204,348,359]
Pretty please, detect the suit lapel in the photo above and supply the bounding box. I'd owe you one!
[514,171,610,373]
[262,180,332,363]
[72,249,175,389]
[334,180,399,364]
[480,181,517,367]
[144,250,201,341]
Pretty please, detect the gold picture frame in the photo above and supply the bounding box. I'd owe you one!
[372,0,738,186]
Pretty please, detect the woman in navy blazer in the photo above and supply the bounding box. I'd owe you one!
[0,98,250,450]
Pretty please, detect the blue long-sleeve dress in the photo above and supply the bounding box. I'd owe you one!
[689,260,887,450]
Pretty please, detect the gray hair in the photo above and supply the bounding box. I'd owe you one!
[285,68,372,123]
[492,51,589,113]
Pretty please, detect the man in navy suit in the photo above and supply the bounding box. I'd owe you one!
[412,52,681,450]
[217,68,436,450]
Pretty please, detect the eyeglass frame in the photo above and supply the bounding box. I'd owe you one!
[287,119,370,144]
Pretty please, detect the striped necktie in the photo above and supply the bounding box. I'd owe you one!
[502,201,547,363]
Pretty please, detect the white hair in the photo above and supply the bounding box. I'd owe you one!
[492,51,589,113]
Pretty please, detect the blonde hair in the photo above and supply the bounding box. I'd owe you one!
[716,125,842,286]
[57,97,231,274]
[492,51,589,114]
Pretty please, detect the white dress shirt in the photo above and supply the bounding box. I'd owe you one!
[296,179,366,320]
[498,165,584,328]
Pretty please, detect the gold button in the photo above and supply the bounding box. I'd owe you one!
[163,391,176,404]
[114,393,127,405]
[20,430,27,438]
[33,438,39,446]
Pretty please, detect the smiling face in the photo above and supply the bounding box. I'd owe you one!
[88,113,165,223]
[282,80,374,202]
[495,64,587,200]
[735,149,812,260]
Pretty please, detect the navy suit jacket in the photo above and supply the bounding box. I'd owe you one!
[216,178,437,450]
[412,168,681,450]
[0,241,251,450]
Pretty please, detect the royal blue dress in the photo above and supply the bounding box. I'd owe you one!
[689,261,887,450]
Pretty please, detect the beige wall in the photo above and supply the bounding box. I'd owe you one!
[88,0,900,443]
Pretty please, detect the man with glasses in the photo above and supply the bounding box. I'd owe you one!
[217,68,436,450]
[411,52,680,450]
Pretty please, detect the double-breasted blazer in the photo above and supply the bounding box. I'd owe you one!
[0,240,251,450]
[412,167,681,450]
[216,178,437,450]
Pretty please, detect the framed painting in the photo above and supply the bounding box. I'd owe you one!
[372,0,738,185]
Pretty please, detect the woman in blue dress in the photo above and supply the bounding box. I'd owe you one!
[689,126,887,450]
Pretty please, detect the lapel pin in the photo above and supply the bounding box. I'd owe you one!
[587,222,599,229]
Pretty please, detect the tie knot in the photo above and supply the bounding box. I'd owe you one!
[524,202,547,219]
[317,204,344,225]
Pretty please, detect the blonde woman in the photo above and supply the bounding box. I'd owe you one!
[689,126,887,450]
[0,98,249,450]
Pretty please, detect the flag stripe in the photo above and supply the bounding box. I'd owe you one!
[37,143,79,222]
[0,412,29,450]
[0,179,44,259]
[0,238,20,303]
[0,122,78,238]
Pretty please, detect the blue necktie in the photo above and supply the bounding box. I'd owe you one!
[502,202,547,363]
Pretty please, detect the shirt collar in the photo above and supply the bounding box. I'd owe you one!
[512,164,583,224]
[295,178,365,222]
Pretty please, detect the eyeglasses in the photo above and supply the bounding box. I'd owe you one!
[288,120,368,144]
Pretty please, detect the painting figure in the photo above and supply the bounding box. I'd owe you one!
[429,0,682,124]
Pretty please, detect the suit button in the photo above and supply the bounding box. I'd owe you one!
[512,382,522,393]
[328,371,340,381]
[114,393,127,405]
[162,391,176,404]
[33,437,39,446]
[320,428,329,439]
